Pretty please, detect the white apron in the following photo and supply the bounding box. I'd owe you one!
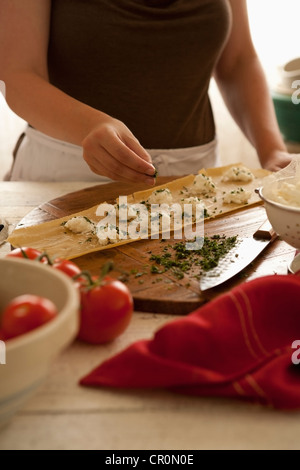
[7,126,219,182]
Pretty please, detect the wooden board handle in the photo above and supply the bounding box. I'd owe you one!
[253,219,277,240]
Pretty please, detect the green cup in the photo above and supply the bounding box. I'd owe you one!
[272,91,300,143]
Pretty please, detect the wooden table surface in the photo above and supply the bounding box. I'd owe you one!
[0,181,299,451]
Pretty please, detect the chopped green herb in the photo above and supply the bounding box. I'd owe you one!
[150,265,164,274]
[135,272,146,278]
[155,188,170,194]
[148,235,238,279]
[130,269,138,275]
[118,273,129,283]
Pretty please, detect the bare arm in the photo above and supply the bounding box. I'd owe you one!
[0,0,155,183]
[214,0,291,171]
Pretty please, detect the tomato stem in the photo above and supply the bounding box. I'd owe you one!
[73,271,92,280]
[37,252,53,264]
[20,248,29,259]
[73,261,115,291]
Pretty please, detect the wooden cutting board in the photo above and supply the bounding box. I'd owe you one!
[17,177,295,314]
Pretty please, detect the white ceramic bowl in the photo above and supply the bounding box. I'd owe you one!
[0,258,79,428]
[278,57,300,89]
[259,177,300,249]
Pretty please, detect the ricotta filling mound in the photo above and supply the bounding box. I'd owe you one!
[222,166,254,183]
[190,173,216,196]
[64,216,95,234]
[223,187,251,205]
[147,188,173,205]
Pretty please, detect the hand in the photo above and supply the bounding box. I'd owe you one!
[82,118,156,185]
[262,150,295,172]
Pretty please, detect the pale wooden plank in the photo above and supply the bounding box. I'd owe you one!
[0,182,98,256]
[0,182,97,207]
[1,403,300,450]
[16,313,176,413]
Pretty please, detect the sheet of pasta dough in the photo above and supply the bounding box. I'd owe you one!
[7,164,270,260]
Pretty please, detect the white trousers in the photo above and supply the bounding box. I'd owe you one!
[7,126,219,182]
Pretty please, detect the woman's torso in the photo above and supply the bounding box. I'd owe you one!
[48,0,232,149]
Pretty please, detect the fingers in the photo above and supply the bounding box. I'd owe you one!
[123,134,153,165]
[82,122,157,184]
[263,151,294,172]
[83,146,156,185]
[101,129,155,176]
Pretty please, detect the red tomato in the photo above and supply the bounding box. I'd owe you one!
[52,258,82,278]
[0,329,6,341]
[1,295,58,340]
[6,248,82,279]
[6,247,44,261]
[78,276,133,344]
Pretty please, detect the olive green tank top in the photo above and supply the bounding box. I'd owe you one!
[48,0,231,149]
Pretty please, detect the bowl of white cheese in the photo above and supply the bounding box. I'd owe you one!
[259,176,300,249]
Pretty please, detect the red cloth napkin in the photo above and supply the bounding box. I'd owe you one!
[80,275,300,409]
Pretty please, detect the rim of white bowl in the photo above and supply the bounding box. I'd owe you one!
[258,179,300,214]
[282,58,300,73]
[0,258,79,352]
